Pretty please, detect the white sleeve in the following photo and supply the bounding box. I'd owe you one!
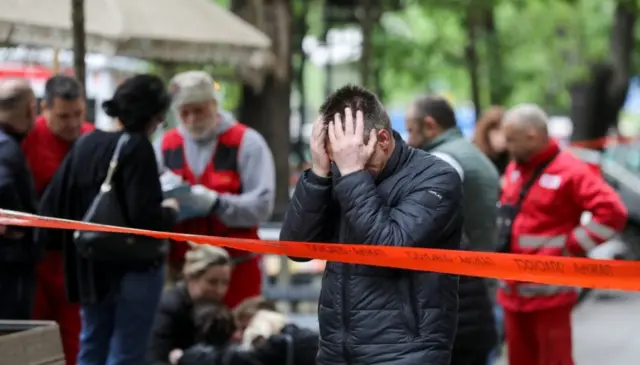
[152,134,165,174]
[431,151,464,182]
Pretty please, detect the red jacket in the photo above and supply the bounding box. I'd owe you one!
[22,116,95,195]
[497,140,627,312]
[566,145,603,176]
[160,123,262,308]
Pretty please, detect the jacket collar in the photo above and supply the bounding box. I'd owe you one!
[375,130,410,183]
[517,139,560,170]
[422,127,463,151]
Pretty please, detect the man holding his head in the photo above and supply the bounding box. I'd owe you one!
[497,104,627,365]
[0,78,39,319]
[156,71,275,309]
[280,84,463,365]
[405,95,500,365]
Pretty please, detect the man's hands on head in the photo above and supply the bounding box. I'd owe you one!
[328,108,377,176]
[310,117,331,178]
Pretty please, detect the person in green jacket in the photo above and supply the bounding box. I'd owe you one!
[405,95,500,365]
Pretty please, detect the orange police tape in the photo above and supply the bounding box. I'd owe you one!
[1,209,640,292]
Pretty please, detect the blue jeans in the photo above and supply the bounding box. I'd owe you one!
[487,305,505,365]
[77,266,164,365]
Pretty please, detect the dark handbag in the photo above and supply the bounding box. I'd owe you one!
[73,133,168,262]
[496,152,558,253]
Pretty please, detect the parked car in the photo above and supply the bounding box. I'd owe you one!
[602,141,640,260]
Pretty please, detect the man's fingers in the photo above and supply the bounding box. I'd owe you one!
[334,113,344,139]
[365,129,377,157]
[316,120,326,139]
[354,110,364,139]
[312,118,324,137]
[328,121,337,148]
[344,108,354,136]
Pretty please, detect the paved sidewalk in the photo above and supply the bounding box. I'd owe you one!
[495,291,640,365]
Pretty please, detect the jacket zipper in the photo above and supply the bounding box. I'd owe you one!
[342,264,351,364]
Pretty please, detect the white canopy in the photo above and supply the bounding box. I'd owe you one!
[0,0,272,69]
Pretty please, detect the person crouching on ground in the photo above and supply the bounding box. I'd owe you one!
[147,244,233,365]
[170,298,319,365]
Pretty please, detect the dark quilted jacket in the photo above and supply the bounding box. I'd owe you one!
[280,134,463,365]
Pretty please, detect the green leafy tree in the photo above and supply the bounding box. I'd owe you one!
[370,0,633,119]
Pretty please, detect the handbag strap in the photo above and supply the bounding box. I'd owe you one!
[513,151,559,213]
[101,133,131,190]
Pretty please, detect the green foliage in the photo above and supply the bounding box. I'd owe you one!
[156,0,629,114]
[374,0,619,110]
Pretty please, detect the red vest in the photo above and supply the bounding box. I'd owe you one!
[160,123,260,257]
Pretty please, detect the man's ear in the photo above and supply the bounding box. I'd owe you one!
[423,116,441,138]
[376,129,392,149]
[424,116,438,130]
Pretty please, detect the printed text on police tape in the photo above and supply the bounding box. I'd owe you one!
[1,209,639,292]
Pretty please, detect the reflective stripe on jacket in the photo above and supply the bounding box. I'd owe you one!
[497,140,627,312]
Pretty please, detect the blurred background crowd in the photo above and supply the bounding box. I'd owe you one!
[1,0,640,365]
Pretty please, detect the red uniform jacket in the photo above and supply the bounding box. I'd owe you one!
[160,123,262,308]
[497,141,627,312]
[22,116,95,195]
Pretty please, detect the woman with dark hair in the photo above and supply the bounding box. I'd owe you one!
[473,106,510,175]
[37,74,180,365]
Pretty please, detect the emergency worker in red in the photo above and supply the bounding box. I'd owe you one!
[497,104,627,365]
[155,71,275,309]
[21,75,94,365]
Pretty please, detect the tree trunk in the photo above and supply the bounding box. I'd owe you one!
[358,0,376,89]
[71,0,86,93]
[232,0,293,221]
[570,2,636,147]
[482,8,509,106]
[464,11,482,119]
[323,5,333,97]
[292,0,309,168]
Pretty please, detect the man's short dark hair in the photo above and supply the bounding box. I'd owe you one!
[44,75,83,106]
[319,84,391,134]
[412,95,457,129]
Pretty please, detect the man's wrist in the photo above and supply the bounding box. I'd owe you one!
[307,168,331,186]
[311,166,330,178]
[338,166,365,176]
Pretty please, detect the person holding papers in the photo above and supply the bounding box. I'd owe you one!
[155,71,275,309]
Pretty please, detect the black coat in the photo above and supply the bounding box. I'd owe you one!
[0,129,39,264]
[36,130,176,304]
[147,283,197,365]
[280,134,463,365]
[177,324,319,365]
